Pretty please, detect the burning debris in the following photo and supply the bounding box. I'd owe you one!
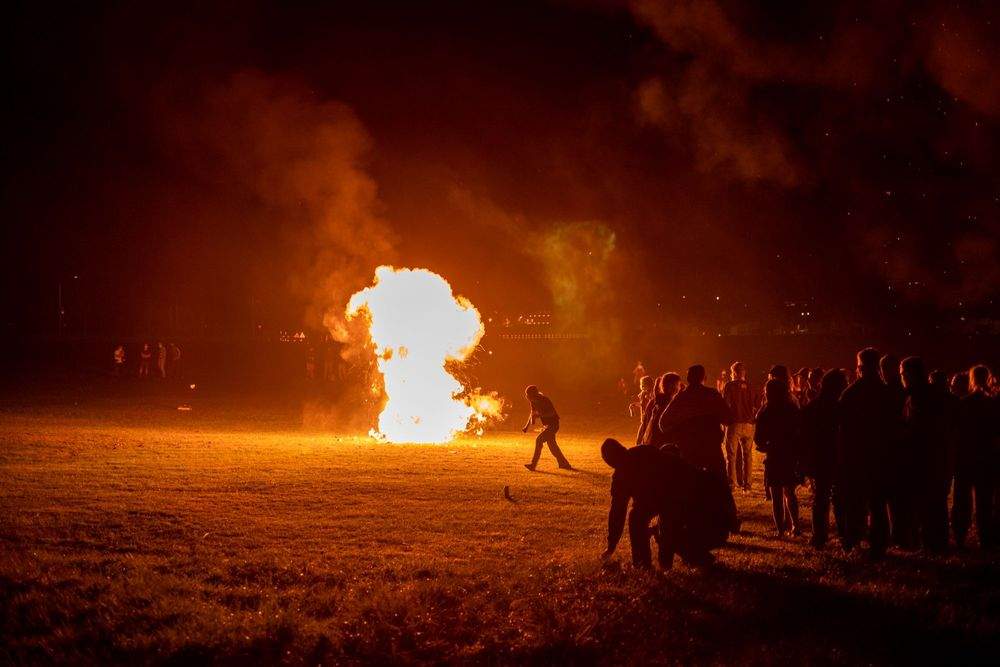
[346,266,504,443]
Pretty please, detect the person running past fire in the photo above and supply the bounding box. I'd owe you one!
[756,379,803,537]
[523,385,572,471]
[723,361,756,492]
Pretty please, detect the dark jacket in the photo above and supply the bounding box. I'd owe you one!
[658,384,733,474]
[801,395,840,480]
[838,374,895,482]
[723,379,757,423]
[755,399,802,487]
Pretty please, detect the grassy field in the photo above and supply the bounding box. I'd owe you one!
[1,394,999,664]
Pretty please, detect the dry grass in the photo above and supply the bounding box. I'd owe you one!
[1,398,998,664]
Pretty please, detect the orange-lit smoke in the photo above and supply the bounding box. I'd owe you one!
[346,266,504,443]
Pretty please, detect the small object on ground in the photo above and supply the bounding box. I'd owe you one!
[559,463,574,470]
[503,485,515,502]
[189,384,197,390]
[177,404,192,411]
[524,463,536,471]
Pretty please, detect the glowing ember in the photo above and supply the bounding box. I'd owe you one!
[346,266,503,443]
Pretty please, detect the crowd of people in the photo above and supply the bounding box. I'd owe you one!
[602,349,998,567]
[112,341,182,379]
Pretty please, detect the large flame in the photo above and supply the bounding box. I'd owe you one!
[346,266,503,443]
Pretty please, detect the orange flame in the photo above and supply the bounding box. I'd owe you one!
[346,266,504,443]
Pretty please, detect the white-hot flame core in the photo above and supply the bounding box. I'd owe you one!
[346,266,501,443]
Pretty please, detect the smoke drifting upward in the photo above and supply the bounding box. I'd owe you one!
[156,70,395,334]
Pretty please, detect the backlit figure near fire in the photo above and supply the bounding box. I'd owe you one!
[346,266,502,443]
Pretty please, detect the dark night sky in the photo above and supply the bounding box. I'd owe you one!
[3,0,998,337]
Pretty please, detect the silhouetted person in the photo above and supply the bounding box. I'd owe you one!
[953,365,996,549]
[756,379,802,537]
[881,353,914,549]
[793,367,810,406]
[716,368,730,394]
[900,356,951,553]
[838,347,894,559]
[602,439,685,568]
[523,385,571,471]
[658,365,733,478]
[807,367,824,404]
[138,343,152,378]
[802,369,848,549]
[637,373,680,446]
[723,361,757,491]
[601,439,732,568]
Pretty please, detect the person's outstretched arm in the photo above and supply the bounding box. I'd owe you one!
[603,485,629,559]
[522,409,536,433]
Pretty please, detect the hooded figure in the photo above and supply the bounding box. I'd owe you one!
[601,438,736,569]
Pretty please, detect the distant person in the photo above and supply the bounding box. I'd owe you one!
[900,356,951,553]
[617,377,628,397]
[723,362,756,491]
[838,347,895,559]
[716,368,731,395]
[802,369,848,549]
[953,365,996,549]
[156,342,167,379]
[138,343,152,378]
[637,373,681,446]
[658,365,733,478]
[881,353,913,549]
[755,379,803,537]
[168,342,182,378]
[806,367,824,404]
[793,367,810,406]
[522,385,571,471]
[629,375,654,419]
[112,344,125,376]
[305,346,317,380]
[632,361,647,387]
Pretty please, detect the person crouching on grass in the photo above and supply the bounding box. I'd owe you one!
[522,385,572,471]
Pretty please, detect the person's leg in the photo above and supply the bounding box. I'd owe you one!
[952,470,972,548]
[656,511,680,570]
[740,425,755,490]
[628,507,653,568]
[724,427,738,488]
[543,424,571,468]
[869,486,890,559]
[770,486,785,534]
[975,474,995,548]
[785,486,800,534]
[812,477,831,547]
[922,475,950,553]
[528,431,545,468]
